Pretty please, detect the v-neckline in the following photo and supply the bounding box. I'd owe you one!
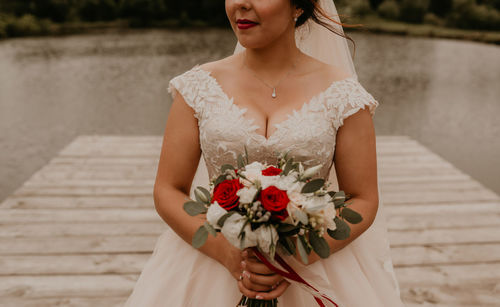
[193,64,356,143]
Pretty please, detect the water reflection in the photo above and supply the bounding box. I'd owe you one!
[0,28,498,201]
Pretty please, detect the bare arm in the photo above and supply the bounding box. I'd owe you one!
[153,88,240,271]
[297,107,379,264]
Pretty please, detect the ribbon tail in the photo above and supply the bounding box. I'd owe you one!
[251,247,341,307]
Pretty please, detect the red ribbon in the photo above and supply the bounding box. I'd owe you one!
[250,247,339,307]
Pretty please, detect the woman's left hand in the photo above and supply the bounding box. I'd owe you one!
[237,248,291,300]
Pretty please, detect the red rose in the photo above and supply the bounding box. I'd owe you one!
[262,166,283,176]
[258,186,289,221]
[212,179,243,210]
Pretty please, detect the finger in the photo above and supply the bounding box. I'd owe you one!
[238,279,261,299]
[242,248,259,261]
[243,269,283,287]
[242,259,275,275]
[241,271,272,292]
[255,280,291,300]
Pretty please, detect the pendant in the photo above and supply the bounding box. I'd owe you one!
[272,88,277,98]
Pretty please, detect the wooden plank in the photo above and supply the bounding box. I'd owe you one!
[0,196,154,209]
[387,213,500,230]
[0,209,160,223]
[0,275,138,298]
[395,263,500,305]
[389,227,500,246]
[383,201,500,214]
[0,222,166,237]
[0,297,127,307]
[0,236,159,255]
[0,254,150,275]
[391,243,500,266]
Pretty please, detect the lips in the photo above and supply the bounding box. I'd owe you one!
[237,19,258,29]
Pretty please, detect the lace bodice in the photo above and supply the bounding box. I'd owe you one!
[167,64,379,182]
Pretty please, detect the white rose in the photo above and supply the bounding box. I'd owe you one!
[241,161,265,182]
[254,225,279,254]
[221,214,257,250]
[275,173,302,191]
[206,201,228,230]
[236,186,258,204]
[260,175,279,189]
[302,195,330,213]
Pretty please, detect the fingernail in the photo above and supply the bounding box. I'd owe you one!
[242,270,250,278]
[241,261,246,268]
[256,295,264,300]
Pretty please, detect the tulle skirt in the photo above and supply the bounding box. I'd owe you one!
[123,199,405,307]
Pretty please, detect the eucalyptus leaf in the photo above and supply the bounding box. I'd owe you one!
[277,223,298,233]
[192,225,208,248]
[221,164,235,173]
[309,230,330,258]
[244,145,249,164]
[327,216,351,240]
[214,174,226,187]
[341,207,363,224]
[279,237,296,255]
[283,158,294,176]
[194,187,210,204]
[217,211,236,228]
[297,235,309,264]
[237,154,245,169]
[183,201,207,216]
[301,178,325,193]
[204,221,217,237]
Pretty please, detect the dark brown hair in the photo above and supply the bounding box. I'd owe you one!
[291,0,364,59]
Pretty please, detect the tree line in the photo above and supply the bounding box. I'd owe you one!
[1,0,499,38]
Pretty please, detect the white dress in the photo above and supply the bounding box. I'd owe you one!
[124,64,405,307]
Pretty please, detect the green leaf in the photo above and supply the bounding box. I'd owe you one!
[237,154,245,169]
[327,216,351,240]
[279,237,296,255]
[297,235,309,264]
[221,164,235,173]
[204,221,217,237]
[244,145,249,164]
[214,174,226,187]
[301,178,325,193]
[309,230,330,258]
[217,211,235,228]
[283,157,294,176]
[192,225,208,248]
[183,201,207,216]
[194,186,211,204]
[277,223,298,233]
[341,207,363,224]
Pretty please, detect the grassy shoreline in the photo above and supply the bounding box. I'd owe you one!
[1,16,499,45]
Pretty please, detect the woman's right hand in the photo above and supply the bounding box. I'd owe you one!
[220,239,246,281]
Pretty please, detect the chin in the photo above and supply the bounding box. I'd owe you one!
[236,35,273,50]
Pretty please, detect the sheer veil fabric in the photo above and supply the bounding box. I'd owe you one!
[186,0,404,305]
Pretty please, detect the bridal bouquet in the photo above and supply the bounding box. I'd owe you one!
[183,148,362,307]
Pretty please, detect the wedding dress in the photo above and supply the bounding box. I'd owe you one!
[123,64,405,307]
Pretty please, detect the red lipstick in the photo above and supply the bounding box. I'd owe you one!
[237,19,258,29]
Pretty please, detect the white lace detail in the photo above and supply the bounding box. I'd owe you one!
[167,64,379,182]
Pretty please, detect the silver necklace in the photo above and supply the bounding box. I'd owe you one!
[243,56,297,99]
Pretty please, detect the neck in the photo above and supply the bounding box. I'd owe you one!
[241,27,302,75]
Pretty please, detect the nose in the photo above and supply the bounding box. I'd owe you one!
[233,0,251,10]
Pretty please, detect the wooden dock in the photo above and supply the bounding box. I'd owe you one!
[0,135,498,306]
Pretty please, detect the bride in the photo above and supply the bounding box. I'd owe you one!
[124,0,405,306]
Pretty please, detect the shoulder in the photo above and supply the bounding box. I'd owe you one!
[198,53,240,76]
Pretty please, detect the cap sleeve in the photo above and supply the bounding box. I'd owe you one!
[167,67,204,120]
[329,79,379,130]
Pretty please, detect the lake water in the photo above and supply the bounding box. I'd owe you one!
[0,28,499,202]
